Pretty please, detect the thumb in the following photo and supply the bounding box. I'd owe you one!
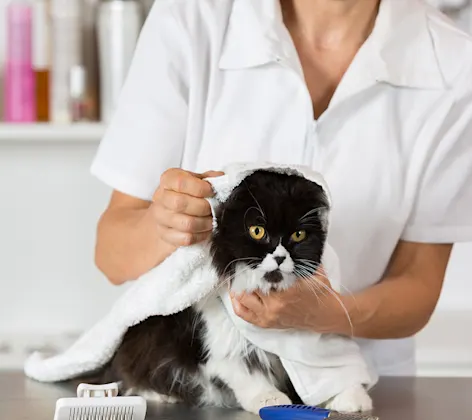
[198,170,225,179]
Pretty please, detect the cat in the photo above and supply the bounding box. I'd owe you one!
[83,170,372,414]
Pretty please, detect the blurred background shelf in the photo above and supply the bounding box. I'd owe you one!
[0,123,106,143]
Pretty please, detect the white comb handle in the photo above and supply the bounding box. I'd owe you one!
[77,382,120,398]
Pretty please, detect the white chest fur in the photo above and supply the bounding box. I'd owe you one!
[194,294,290,410]
[197,295,273,368]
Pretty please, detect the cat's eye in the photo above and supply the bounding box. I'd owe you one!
[291,230,307,243]
[249,226,266,241]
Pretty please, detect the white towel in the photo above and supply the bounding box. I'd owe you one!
[24,162,377,406]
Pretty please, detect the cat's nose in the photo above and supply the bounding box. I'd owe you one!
[274,256,286,266]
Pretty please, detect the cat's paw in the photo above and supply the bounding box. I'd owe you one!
[244,390,292,414]
[138,391,180,405]
[325,385,373,413]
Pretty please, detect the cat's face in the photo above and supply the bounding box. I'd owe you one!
[211,171,329,295]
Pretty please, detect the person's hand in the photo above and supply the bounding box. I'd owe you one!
[151,168,224,248]
[230,268,353,335]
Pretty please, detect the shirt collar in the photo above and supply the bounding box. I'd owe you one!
[219,0,447,90]
[219,0,284,69]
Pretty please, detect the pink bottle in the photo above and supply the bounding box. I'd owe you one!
[4,1,35,123]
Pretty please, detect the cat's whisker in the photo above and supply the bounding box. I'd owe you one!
[295,266,321,280]
[299,206,327,223]
[302,274,334,302]
[226,262,259,282]
[214,263,260,296]
[293,263,354,335]
[244,207,265,228]
[299,207,324,219]
[295,268,329,302]
[214,261,260,294]
[338,284,359,309]
[300,277,330,308]
[294,267,320,288]
[298,217,324,225]
[221,257,260,280]
[294,259,322,268]
[299,265,326,296]
[306,269,332,285]
[293,270,323,306]
[295,260,331,281]
[308,277,353,335]
[296,261,354,299]
[243,180,266,221]
[300,278,327,308]
[298,223,322,228]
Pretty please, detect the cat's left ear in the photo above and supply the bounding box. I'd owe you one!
[319,207,330,232]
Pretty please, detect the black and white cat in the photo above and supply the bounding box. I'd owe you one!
[88,170,372,414]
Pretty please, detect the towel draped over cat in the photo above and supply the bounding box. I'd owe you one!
[24,162,378,413]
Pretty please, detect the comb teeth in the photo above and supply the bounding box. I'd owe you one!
[277,405,324,411]
[54,395,146,420]
[328,413,379,420]
[69,405,135,420]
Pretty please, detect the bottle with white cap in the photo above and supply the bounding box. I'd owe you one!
[50,0,82,123]
[97,0,144,122]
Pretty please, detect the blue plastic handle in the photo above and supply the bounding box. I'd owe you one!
[259,405,332,420]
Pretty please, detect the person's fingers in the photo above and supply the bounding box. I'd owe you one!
[159,189,212,217]
[159,225,211,247]
[231,295,258,323]
[154,205,214,234]
[170,213,214,234]
[253,290,267,299]
[196,170,225,179]
[160,169,215,198]
[235,292,264,313]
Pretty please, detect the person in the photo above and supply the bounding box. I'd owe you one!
[90,0,472,377]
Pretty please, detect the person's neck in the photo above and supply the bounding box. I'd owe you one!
[281,0,380,50]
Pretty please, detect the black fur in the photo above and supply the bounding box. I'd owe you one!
[80,170,328,408]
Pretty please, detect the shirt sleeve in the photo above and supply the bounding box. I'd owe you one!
[90,2,189,201]
[401,86,472,243]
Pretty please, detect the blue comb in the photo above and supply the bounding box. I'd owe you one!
[259,405,379,420]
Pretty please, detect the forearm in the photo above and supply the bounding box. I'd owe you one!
[95,206,175,285]
[337,275,439,339]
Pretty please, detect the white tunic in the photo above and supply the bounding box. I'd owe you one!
[90,0,472,376]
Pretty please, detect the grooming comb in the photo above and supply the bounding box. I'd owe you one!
[53,382,147,420]
[259,405,379,420]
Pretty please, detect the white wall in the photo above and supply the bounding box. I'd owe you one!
[0,0,471,375]
[0,142,123,335]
